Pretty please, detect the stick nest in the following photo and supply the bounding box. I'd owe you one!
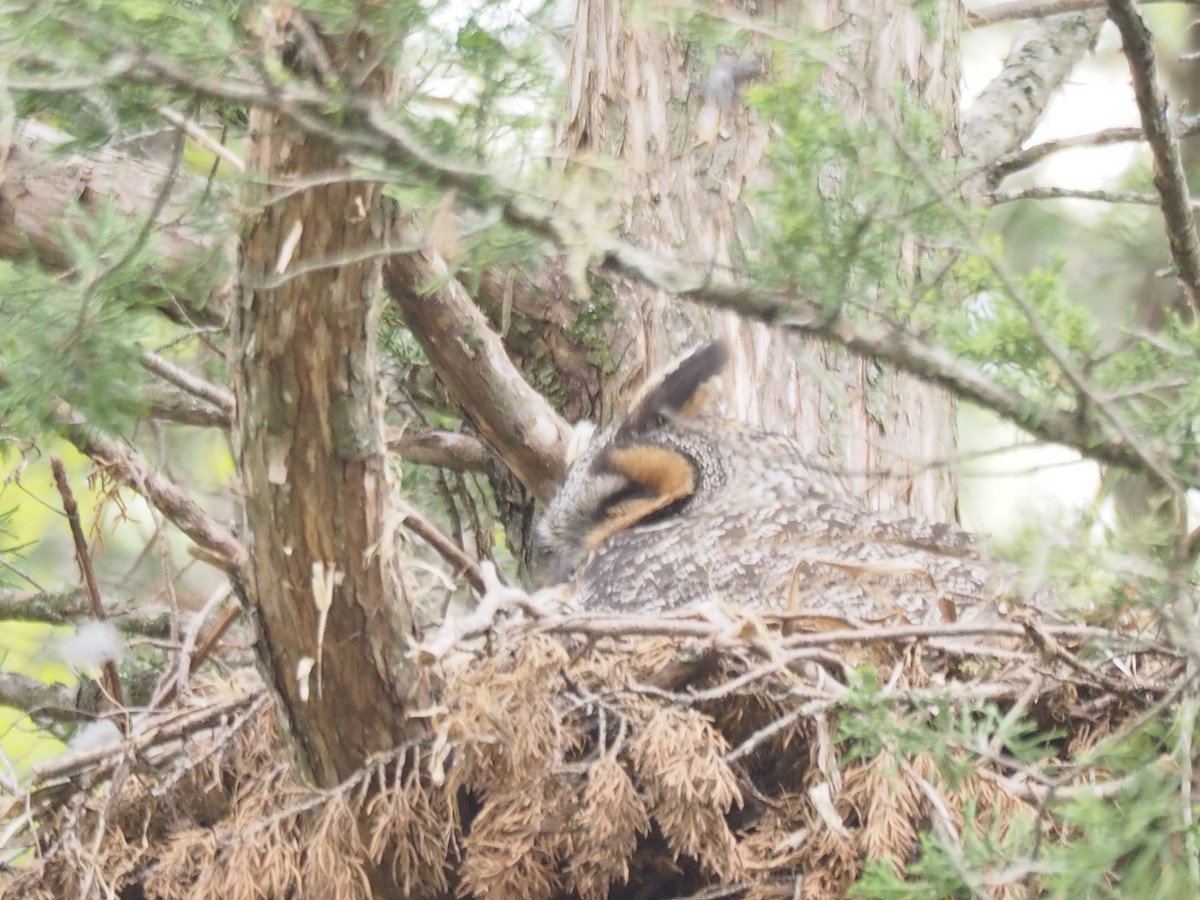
[1,609,1179,899]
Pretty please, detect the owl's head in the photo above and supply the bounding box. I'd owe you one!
[536,341,731,584]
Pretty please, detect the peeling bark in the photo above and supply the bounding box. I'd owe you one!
[232,22,420,792]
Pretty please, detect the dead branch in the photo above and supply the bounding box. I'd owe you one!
[50,457,125,712]
[1108,0,1200,314]
[139,350,234,414]
[968,0,1186,28]
[56,403,246,575]
[991,120,1200,183]
[142,384,229,427]
[387,427,491,472]
[990,186,1190,207]
[400,505,487,593]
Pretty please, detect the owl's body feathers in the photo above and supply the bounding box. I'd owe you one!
[538,341,1010,623]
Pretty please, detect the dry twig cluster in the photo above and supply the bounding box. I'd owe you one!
[1,605,1178,900]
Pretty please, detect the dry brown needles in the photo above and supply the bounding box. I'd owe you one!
[0,607,1180,900]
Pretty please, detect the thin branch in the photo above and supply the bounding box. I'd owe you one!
[56,403,246,574]
[992,119,1200,183]
[50,457,126,712]
[143,384,229,427]
[0,588,174,640]
[537,612,1168,654]
[386,427,490,472]
[1108,0,1200,313]
[155,105,246,173]
[400,504,486,593]
[968,0,1188,28]
[155,595,242,708]
[990,186,1190,207]
[140,350,234,414]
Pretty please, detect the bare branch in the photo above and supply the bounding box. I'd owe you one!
[990,186,1197,208]
[399,504,486,593]
[968,0,1188,28]
[50,457,125,712]
[1108,0,1200,313]
[140,351,234,414]
[56,404,246,574]
[143,385,229,427]
[383,234,571,502]
[386,427,490,472]
[993,119,1200,182]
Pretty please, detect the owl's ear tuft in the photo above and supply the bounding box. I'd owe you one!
[620,340,729,436]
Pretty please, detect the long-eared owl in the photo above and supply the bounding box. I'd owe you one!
[537,341,1009,623]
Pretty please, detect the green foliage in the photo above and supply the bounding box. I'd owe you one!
[837,671,1200,898]
[0,203,168,435]
[941,252,1097,404]
[747,56,959,320]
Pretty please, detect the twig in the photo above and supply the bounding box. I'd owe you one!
[990,186,1192,208]
[50,457,126,714]
[1108,0,1200,313]
[140,350,234,414]
[539,612,1169,651]
[991,120,1200,183]
[155,105,246,172]
[29,692,264,790]
[153,583,238,708]
[56,401,246,574]
[898,755,990,900]
[400,505,486,593]
[968,0,1185,28]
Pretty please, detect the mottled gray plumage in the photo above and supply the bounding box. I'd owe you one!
[538,341,1010,623]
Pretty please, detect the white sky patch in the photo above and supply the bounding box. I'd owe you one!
[957,417,1101,536]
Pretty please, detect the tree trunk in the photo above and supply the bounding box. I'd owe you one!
[232,20,419,790]
[562,0,961,519]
